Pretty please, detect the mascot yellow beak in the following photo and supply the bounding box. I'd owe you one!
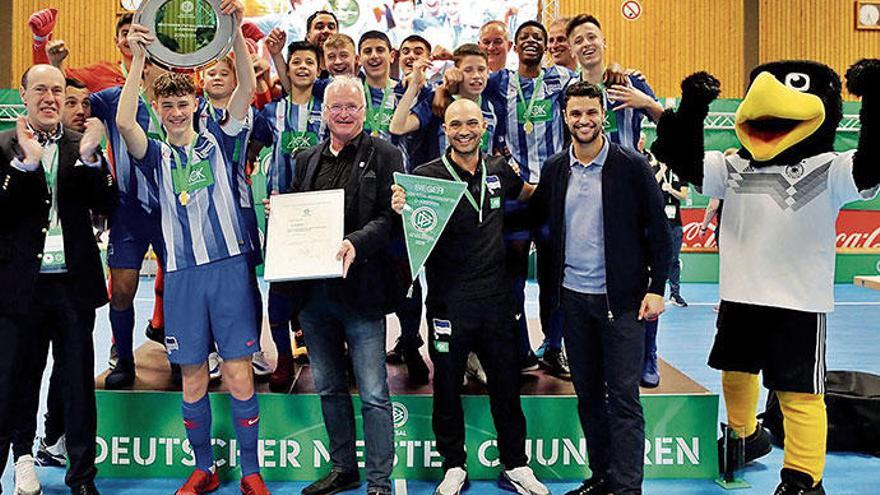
[734,72,825,161]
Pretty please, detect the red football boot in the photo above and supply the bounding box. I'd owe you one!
[176,468,220,495]
[240,473,271,495]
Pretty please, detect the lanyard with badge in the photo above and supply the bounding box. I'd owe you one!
[441,154,486,223]
[363,80,395,136]
[282,96,318,154]
[170,134,214,206]
[41,145,66,270]
[121,62,165,140]
[512,71,551,134]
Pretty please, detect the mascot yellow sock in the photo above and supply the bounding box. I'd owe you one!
[721,371,759,437]
[778,391,826,486]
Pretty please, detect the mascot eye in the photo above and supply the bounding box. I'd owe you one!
[784,73,811,92]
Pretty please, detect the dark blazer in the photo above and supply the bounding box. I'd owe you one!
[529,141,672,317]
[289,132,404,318]
[0,128,117,316]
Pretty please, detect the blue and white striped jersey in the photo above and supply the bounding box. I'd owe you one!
[605,75,658,151]
[132,117,250,272]
[252,95,326,194]
[485,66,577,184]
[197,99,257,208]
[90,87,161,211]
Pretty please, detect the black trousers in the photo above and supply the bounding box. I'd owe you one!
[14,339,66,458]
[0,274,98,488]
[561,289,645,495]
[394,278,424,351]
[426,293,527,471]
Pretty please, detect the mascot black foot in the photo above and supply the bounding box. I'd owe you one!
[653,59,880,495]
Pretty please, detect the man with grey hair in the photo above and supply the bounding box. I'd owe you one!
[287,75,404,495]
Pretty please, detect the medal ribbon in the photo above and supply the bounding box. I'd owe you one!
[170,133,200,196]
[512,70,545,126]
[363,80,394,129]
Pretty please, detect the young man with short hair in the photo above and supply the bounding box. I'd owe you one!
[323,33,359,78]
[528,81,670,495]
[567,14,667,386]
[116,2,269,493]
[87,43,170,390]
[305,10,338,48]
[252,40,326,391]
[358,31,399,141]
[397,34,433,81]
[391,44,501,165]
[61,78,91,132]
[482,20,577,378]
[198,53,271,381]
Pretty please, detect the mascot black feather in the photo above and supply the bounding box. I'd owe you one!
[652,59,880,495]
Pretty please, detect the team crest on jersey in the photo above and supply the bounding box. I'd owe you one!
[485,175,501,192]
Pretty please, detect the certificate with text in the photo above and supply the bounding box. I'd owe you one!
[263,189,345,281]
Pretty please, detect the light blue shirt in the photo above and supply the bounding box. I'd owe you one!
[562,138,609,294]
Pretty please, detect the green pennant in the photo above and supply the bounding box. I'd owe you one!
[394,172,467,281]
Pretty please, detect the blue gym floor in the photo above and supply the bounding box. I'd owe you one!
[3,282,879,494]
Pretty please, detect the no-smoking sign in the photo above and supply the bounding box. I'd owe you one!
[621,0,642,21]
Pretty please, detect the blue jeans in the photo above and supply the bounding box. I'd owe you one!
[668,225,683,298]
[299,282,394,492]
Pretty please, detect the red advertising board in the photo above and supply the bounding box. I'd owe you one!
[680,208,880,252]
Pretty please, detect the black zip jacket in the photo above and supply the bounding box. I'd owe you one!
[527,141,671,317]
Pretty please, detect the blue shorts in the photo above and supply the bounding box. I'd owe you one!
[164,255,260,365]
[107,201,164,269]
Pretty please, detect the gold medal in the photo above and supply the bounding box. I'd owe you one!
[523,121,534,134]
[179,191,190,206]
[371,130,379,137]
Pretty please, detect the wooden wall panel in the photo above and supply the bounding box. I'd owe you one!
[10,0,121,87]
[1,0,15,87]
[759,0,880,93]
[559,0,746,98]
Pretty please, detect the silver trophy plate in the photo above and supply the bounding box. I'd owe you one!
[135,0,233,72]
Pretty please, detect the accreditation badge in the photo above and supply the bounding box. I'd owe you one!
[603,108,619,133]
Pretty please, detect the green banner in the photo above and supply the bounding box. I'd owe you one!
[393,172,466,281]
[94,391,719,480]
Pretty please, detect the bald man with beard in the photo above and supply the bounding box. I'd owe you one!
[391,99,547,495]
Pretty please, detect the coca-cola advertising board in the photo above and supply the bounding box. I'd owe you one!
[680,209,880,252]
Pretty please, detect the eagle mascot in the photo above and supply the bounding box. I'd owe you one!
[652,59,880,495]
